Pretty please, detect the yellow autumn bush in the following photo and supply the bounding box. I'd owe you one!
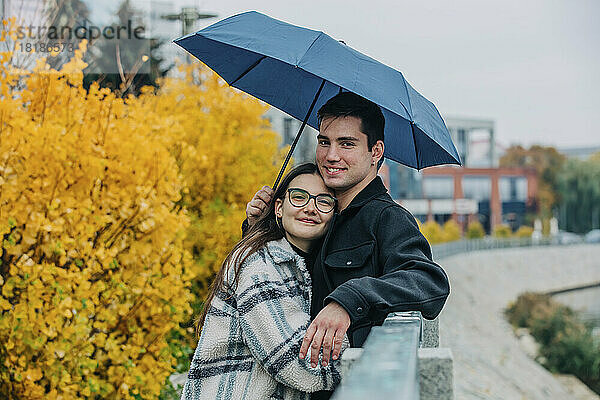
[493,224,512,238]
[125,63,284,378]
[0,44,196,398]
[514,225,533,238]
[442,220,461,242]
[420,220,463,244]
[0,31,284,396]
[136,64,283,312]
[420,221,445,244]
[466,220,485,239]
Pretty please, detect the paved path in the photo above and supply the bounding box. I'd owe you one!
[438,244,600,399]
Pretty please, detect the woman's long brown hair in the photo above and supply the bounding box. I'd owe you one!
[195,163,320,336]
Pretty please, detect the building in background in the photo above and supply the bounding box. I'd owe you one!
[416,165,537,232]
[265,108,318,164]
[445,116,498,168]
[383,117,538,233]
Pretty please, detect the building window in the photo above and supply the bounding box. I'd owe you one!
[457,129,467,166]
[422,176,454,199]
[500,176,527,201]
[463,176,491,201]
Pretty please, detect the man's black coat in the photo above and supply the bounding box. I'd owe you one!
[314,176,450,347]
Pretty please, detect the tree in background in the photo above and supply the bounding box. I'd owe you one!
[45,0,91,71]
[82,0,170,96]
[11,0,172,96]
[556,155,600,233]
[500,145,566,220]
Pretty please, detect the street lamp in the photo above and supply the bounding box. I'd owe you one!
[161,7,217,37]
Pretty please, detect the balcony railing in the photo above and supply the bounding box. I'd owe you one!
[331,312,423,399]
[431,236,557,259]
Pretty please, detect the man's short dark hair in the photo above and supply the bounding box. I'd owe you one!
[317,92,385,149]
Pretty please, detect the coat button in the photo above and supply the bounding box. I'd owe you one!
[346,261,352,265]
[356,307,363,314]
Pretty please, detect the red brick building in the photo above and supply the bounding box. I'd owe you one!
[379,164,539,232]
[421,166,538,230]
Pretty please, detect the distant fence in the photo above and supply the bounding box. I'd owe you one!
[431,236,560,259]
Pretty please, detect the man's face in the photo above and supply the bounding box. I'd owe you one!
[316,116,381,193]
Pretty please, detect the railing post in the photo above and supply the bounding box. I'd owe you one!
[332,312,421,399]
[333,312,454,400]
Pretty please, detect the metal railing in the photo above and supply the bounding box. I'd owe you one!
[331,311,422,400]
[431,236,558,259]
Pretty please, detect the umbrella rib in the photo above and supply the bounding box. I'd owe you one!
[411,122,421,170]
[298,32,324,67]
[401,78,414,120]
[400,81,418,169]
[231,55,267,85]
[272,78,327,190]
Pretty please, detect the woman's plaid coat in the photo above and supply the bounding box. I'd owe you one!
[181,238,344,400]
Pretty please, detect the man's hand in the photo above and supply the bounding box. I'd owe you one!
[299,301,350,368]
[245,186,274,226]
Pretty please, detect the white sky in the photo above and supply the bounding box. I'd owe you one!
[171,0,600,149]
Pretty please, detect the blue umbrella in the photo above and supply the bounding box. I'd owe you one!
[174,11,461,188]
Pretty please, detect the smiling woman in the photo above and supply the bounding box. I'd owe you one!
[275,175,336,253]
[183,163,346,400]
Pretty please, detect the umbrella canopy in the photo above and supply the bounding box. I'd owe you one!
[174,11,461,183]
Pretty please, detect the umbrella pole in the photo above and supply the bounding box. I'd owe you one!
[272,79,326,190]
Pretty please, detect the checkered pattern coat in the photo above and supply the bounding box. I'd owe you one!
[181,238,345,400]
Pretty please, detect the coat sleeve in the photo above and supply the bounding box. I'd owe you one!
[326,205,450,326]
[236,254,343,393]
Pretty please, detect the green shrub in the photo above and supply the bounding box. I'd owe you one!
[493,224,512,238]
[506,293,600,395]
[505,292,552,328]
[442,220,461,242]
[420,221,444,244]
[514,226,534,238]
[466,221,485,239]
[540,326,599,392]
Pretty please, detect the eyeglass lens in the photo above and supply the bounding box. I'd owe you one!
[288,189,335,213]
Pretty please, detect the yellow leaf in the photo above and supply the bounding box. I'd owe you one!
[25,368,43,381]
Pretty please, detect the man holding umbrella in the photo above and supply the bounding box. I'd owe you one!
[245,92,450,398]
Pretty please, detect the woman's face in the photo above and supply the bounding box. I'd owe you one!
[275,173,335,252]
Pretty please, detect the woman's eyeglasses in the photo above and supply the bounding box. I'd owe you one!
[287,188,336,213]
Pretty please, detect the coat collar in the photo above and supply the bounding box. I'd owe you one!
[342,176,388,212]
[265,238,312,289]
[265,238,300,264]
